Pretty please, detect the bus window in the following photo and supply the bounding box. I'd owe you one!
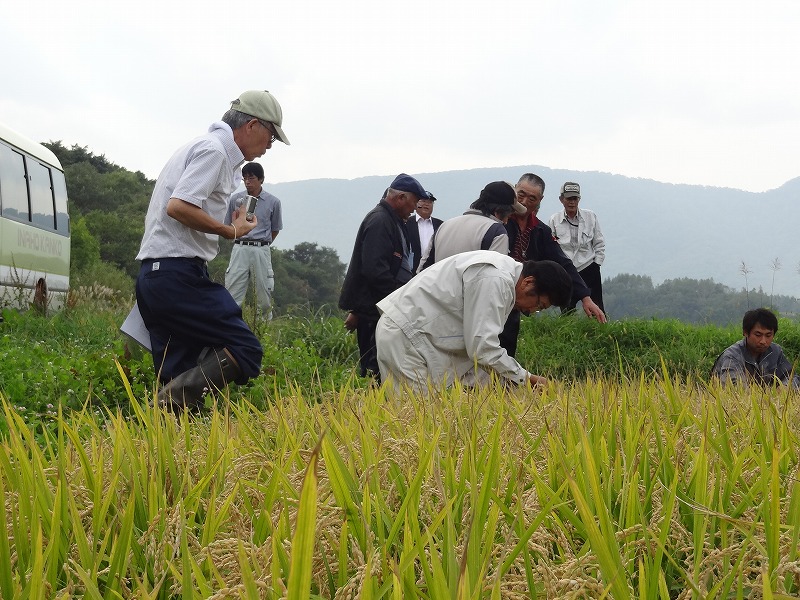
[0,143,28,222]
[28,159,56,230]
[53,170,69,235]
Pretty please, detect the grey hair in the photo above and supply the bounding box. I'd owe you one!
[221,109,254,130]
[518,173,545,192]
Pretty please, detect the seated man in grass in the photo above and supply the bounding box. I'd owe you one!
[375,250,572,391]
[711,308,800,388]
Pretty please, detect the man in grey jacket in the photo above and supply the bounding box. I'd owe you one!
[376,251,572,392]
[711,308,799,388]
[417,181,525,272]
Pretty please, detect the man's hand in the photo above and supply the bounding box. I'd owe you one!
[528,374,548,387]
[231,206,258,238]
[344,312,358,332]
[166,198,258,240]
[580,297,607,323]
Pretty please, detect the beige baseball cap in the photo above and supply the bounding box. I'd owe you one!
[230,90,290,145]
[560,182,581,198]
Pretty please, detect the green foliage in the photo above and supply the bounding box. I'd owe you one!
[0,307,150,438]
[0,303,360,435]
[68,216,100,273]
[273,243,346,313]
[5,305,800,433]
[70,262,135,301]
[605,272,800,324]
[59,161,107,212]
[82,209,144,278]
[45,141,152,284]
[44,141,122,174]
[252,306,360,403]
[517,312,800,381]
[210,242,347,316]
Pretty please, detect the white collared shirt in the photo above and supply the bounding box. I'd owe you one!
[548,208,605,271]
[416,214,435,258]
[136,121,245,261]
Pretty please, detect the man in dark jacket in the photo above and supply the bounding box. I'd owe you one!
[711,308,800,388]
[500,173,606,356]
[406,192,442,273]
[339,173,429,381]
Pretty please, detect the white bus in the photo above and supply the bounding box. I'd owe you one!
[0,122,70,311]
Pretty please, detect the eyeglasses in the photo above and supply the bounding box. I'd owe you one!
[255,119,277,143]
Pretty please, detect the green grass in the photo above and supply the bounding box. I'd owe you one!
[518,312,796,380]
[3,305,799,437]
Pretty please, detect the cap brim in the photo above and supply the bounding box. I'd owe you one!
[273,123,290,145]
[563,194,580,199]
[513,200,527,215]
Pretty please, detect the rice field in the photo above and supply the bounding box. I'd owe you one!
[2,370,800,598]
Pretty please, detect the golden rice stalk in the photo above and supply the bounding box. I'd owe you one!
[286,433,323,600]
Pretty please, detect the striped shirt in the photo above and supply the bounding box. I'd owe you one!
[136,121,245,262]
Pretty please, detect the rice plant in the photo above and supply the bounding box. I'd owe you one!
[3,370,800,598]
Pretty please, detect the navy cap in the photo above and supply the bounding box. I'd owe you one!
[389,173,428,199]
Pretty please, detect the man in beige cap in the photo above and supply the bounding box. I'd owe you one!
[548,182,606,313]
[135,90,289,411]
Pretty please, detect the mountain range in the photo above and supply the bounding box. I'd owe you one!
[264,166,800,298]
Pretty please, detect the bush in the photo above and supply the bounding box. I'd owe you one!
[518,312,800,380]
[70,261,135,306]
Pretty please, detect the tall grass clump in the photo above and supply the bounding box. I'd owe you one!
[519,313,800,381]
[3,371,800,597]
[0,303,360,435]
[0,305,152,439]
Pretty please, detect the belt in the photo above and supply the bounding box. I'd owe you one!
[142,257,206,267]
[140,257,207,271]
[234,240,270,247]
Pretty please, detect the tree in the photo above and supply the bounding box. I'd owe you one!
[604,273,800,324]
[45,141,120,174]
[83,210,143,278]
[270,243,346,313]
[69,216,100,274]
[603,273,654,318]
[62,162,107,214]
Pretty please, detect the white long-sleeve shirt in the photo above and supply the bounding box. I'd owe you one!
[548,208,605,272]
[376,250,531,385]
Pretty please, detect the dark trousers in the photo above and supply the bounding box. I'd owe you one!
[355,315,380,382]
[136,258,263,384]
[578,262,604,312]
[499,309,522,358]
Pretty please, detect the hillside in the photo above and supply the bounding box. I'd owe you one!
[266,167,800,297]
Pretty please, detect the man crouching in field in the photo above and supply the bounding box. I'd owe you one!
[375,250,572,392]
[711,307,800,389]
[135,90,289,411]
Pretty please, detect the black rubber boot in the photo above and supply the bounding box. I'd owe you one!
[157,347,242,412]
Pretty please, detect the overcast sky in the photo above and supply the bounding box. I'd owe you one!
[2,0,799,193]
